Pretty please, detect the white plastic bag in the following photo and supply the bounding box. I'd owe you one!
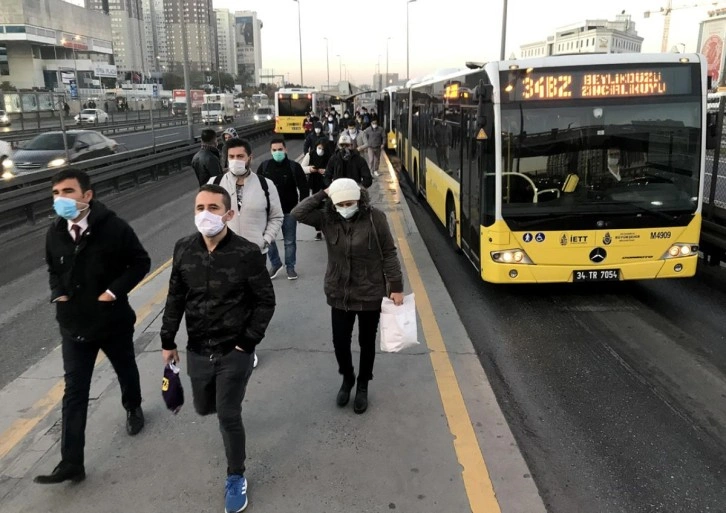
[380,293,419,352]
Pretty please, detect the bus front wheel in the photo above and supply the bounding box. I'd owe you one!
[446,199,457,241]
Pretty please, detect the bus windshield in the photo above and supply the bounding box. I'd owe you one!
[499,100,701,228]
[277,96,312,116]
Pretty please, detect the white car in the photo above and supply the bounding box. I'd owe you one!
[253,107,273,121]
[75,109,109,125]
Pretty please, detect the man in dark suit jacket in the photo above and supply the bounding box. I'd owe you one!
[35,168,151,484]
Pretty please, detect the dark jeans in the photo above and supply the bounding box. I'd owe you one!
[187,349,254,476]
[331,308,381,382]
[268,213,297,271]
[61,331,142,466]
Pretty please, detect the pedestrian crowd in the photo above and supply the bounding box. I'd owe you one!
[38,108,403,513]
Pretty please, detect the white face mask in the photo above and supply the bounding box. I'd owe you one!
[314,128,321,134]
[371,123,378,129]
[228,159,250,177]
[336,204,359,219]
[607,157,619,167]
[316,148,325,156]
[195,210,226,237]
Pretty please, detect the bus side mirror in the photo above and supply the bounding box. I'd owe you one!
[706,111,720,150]
[476,84,493,103]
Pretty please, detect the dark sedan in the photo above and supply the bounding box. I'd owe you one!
[2,130,119,176]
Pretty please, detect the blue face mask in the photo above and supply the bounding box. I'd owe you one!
[53,197,82,220]
[271,150,286,163]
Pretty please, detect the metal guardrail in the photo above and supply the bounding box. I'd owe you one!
[0,120,274,233]
[1,115,204,146]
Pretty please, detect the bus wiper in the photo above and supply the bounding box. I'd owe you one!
[515,212,586,228]
[607,202,682,222]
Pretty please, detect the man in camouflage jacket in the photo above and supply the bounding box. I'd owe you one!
[160,184,275,512]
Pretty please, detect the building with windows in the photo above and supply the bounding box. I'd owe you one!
[520,13,643,58]
[215,9,236,76]
[86,0,146,81]
[235,11,262,86]
[0,0,114,94]
[372,73,401,91]
[164,0,217,73]
[142,0,168,75]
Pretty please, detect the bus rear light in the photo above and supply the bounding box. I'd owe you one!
[491,249,533,264]
[662,244,698,259]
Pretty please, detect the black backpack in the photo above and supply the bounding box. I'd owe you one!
[214,172,270,217]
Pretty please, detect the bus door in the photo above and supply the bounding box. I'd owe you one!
[460,84,494,264]
[459,107,480,262]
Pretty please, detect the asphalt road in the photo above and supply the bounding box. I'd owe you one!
[390,154,726,513]
[0,138,299,390]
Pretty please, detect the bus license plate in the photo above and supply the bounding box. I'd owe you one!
[573,269,620,282]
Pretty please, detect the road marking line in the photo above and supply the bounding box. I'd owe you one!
[0,259,172,462]
[383,155,502,513]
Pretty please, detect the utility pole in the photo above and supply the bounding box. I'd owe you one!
[324,37,330,89]
[500,0,508,60]
[179,0,194,141]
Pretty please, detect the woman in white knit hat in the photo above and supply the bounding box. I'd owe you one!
[292,178,404,414]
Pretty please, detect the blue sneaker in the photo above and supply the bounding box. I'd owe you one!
[225,474,248,513]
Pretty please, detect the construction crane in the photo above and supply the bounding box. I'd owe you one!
[644,1,723,52]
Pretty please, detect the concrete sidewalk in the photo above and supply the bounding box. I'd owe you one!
[0,154,546,513]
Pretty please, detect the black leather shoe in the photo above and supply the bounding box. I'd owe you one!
[34,462,85,484]
[353,381,369,414]
[336,374,356,407]
[126,406,145,436]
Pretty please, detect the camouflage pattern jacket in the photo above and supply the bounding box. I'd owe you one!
[160,229,276,355]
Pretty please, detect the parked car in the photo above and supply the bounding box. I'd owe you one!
[74,109,109,125]
[253,107,273,122]
[0,110,10,127]
[2,130,119,176]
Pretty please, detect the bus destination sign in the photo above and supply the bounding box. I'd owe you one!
[501,66,693,102]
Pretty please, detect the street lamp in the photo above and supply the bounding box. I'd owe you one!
[324,37,330,89]
[293,0,303,85]
[377,54,382,91]
[406,0,417,81]
[336,54,342,82]
[386,37,391,88]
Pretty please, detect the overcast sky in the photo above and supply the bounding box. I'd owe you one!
[64,0,720,86]
[212,0,716,87]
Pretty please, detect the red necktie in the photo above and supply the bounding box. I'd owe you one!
[71,224,82,243]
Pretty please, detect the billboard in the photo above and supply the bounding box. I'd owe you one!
[699,17,726,86]
[236,15,257,84]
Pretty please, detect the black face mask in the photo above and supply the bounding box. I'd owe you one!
[341,148,352,161]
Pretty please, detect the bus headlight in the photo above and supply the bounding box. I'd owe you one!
[662,243,698,259]
[2,159,13,169]
[490,249,533,264]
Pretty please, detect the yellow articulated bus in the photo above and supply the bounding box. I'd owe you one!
[395,53,714,284]
[274,88,330,136]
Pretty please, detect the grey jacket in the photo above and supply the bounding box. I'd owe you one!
[363,125,385,149]
[292,189,403,311]
[208,171,283,253]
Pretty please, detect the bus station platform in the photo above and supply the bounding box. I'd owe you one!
[0,154,546,513]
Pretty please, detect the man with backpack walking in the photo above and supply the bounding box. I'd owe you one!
[256,137,309,280]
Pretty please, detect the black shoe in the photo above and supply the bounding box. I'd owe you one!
[126,406,145,436]
[34,462,85,484]
[353,381,369,414]
[336,374,356,407]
